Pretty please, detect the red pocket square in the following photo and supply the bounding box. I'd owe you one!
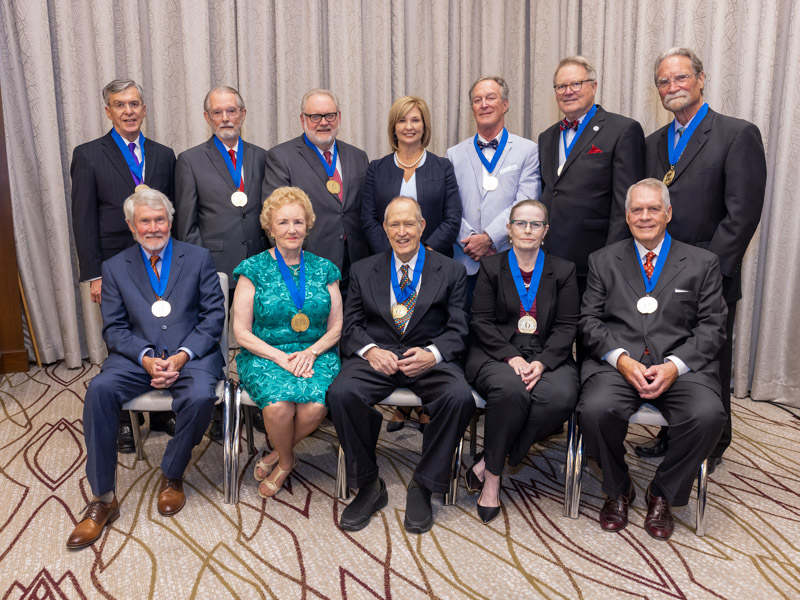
[588,145,603,154]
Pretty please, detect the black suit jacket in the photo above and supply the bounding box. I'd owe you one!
[645,108,766,302]
[341,249,468,363]
[466,251,579,381]
[71,130,176,280]
[265,136,369,271]
[579,238,727,392]
[173,137,269,283]
[539,106,645,278]
[361,152,462,256]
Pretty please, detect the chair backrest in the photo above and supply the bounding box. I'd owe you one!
[218,272,230,376]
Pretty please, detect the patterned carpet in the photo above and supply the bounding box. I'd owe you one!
[1,362,799,599]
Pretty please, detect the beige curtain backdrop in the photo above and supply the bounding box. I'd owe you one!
[1,0,798,405]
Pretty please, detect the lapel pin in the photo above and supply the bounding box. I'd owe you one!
[593,126,599,131]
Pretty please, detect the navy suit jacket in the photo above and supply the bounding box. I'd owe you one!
[360,152,462,257]
[71,130,176,280]
[539,106,645,278]
[100,239,225,378]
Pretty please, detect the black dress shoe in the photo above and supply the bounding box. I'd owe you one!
[706,456,723,475]
[208,414,223,442]
[463,451,485,494]
[634,436,668,458]
[404,480,433,534]
[599,484,636,531]
[117,423,136,454]
[340,477,388,532]
[150,415,176,437]
[477,487,501,524]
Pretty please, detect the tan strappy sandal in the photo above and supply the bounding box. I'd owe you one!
[253,453,280,482]
[258,456,298,498]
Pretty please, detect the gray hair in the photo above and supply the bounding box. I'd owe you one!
[553,56,597,84]
[123,188,175,224]
[102,79,144,105]
[625,178,671,211]
[469,76,509,102]
[384,196,423,223]
[204,86,246,112]
[510,199,549,223]
[654,47,705,85]
[300,88,340,114]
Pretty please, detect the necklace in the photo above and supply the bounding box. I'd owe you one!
[287,263,301,275]
[396,150,425,169]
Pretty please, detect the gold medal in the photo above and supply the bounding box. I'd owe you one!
[231,190,248,207]
[518,315,537,334]
[326,179,341,195]
[662,165,675,186]
[291,312,310,332]
[637,296,658,314]
[135,184,150,192]
[391,303,408,320]
[151,299,171,317]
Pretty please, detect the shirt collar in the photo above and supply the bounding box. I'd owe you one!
[393,249,420,274]
[634,237,665,261]
[140,238,170,262]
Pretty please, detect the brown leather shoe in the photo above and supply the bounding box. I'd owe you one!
[644,486,674,540]
[599,484,636,531]
[66,497,120,549]
[158,475,186,516]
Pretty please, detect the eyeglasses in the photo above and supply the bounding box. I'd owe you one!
[511,220,547,231]
[208,107,242,120]
[109,101,142,110]
[553,79,595,94]
[303,112,339,124]
[656,73,697,90]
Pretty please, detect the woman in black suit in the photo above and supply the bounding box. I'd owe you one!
[361,95,463,432]
[464,199,580,523]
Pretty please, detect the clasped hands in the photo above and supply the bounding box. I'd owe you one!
[143,351,189,388]
[507,356,545,391]
[617,354,679,399]
[279,349,316,378]
[364,346,435,378]
[461,232,496,261]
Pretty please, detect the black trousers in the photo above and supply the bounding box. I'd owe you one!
[327,359,475,494]
[577,371,726,506]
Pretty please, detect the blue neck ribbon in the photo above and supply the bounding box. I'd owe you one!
[302,134,338,178]
[562,104,598,160]
[637,232,672,295]
[473,128,509,174]
[508,248,545,312]
[110,128,145,185]
[274,247,306,312]
[212,135,244,189]
[140,238,172,299]
[391,245,425,304]
[667,103,708,166]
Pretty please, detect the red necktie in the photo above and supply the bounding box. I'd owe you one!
[323,150,344,202]
[228,149,245,191]
[644,252,656,279]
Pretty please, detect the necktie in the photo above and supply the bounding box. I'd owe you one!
[674,126,686,148]
[476,138,499,150]
[323,150,344,202]
[149,255,160,280]
[643,252,656,280]
[559,119,579,131]
[393,264,417,334]
[128,142,142,185]
[228,149,245,191]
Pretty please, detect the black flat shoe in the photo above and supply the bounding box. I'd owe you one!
[404,480,433,534]
[634,435,668,458]
[117,423,135,454]
[463,451,485,494]
[339,477,388,532]
[150,415,176,437]
[477,488,501,524]
[386,407,411,433]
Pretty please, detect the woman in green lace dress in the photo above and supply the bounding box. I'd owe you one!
[232,187,342,498]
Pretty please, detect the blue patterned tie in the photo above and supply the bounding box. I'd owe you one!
[393,265,416,334]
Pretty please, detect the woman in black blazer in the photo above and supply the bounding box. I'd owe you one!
[362,95,463,432]
[464,199,580,523]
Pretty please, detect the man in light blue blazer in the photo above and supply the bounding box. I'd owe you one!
[446,76,541,307]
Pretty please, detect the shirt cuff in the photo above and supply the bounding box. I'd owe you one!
[357,343,378,359]
[425,344,443,364]
[178,346,196,360]
[139,347,155,365]
[665,355,690,376]
[603,348,629,369]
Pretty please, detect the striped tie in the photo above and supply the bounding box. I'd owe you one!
[393,265,416,334]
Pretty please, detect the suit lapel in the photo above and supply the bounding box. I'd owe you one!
[143,138,156,185]
[652,242,685,298]
[241,141,255,193]
[338,142,355,209]
[404,253,443,335]
[467,139,488,199]
[673,110,713,181]
[536,256,555,333]
[369,252,395,331]
[656,126,670,173]
[102,132,136,190]
[206,137,236,190]
[560,107,604,176]
[295,136,341,203]
[543,126,560,182]
[125,245,157,305]
[163,240,184,300]
[617,240,646,298]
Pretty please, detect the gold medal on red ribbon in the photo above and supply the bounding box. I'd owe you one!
[291,312,310,332]
[518,315,537,334]
[326,179,341,195]
[662,166,675,186]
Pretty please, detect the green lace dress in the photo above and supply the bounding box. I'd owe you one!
[234,250,341,408]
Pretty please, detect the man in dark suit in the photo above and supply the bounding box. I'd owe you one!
[71,79,177,451]
[264,88,369,294]
[327,197,475,534]
[66,189,225,549]
[539,56,645,296]
[174,85,269,288]
[637,47,766,463]
[577,178,727,540]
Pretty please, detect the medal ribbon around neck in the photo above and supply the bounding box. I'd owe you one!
[391,245,425,305]
[302,134,338,179]
[637,232,672,295]
[508,248,545,311]
[562,104,597,160]
[667,102,708,167]
[274,247,306,313]
[212,135,244,189]
[141,238,172,299]
[110,129,145,185]
[473,128,509,174]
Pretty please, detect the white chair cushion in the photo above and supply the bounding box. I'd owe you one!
[629,403,669,427]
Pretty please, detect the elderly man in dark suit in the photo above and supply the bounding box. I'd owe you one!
[264,88,369,295]
[327,196,475,534]
[638,47,767,463]
[71,78,177,451]
[539,56,645,297]
[577,178,727,540]
[67,189,225,549]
